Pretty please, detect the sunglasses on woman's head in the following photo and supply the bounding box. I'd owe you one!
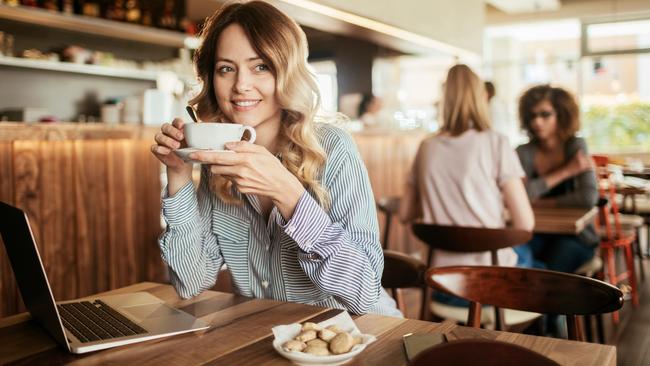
[530,110,555,119]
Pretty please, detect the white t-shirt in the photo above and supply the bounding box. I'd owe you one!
[408,129,525,267]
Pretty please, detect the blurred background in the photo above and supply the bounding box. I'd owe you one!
[0,0,648,157]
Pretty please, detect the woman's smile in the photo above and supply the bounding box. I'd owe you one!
[231,99,262,112]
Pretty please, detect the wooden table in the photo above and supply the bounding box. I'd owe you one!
[533,207,598,235]
[0,282,616,365]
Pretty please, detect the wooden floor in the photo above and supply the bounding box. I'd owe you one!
[398,257,650,366]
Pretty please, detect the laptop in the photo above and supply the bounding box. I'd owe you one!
[0,201,209,353]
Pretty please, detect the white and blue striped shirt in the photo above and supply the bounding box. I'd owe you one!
[159,123,401,317]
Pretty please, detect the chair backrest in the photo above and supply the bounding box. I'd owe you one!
[382,250,426,317]
[377,196,401,250]
[382,250,426,289]
[412,224,532,265]
[591,154,625,240]
[410,339,560,366]
[426,266,624,340]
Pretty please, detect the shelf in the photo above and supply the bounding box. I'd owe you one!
[0,56,160,81]
[0,4,199,49]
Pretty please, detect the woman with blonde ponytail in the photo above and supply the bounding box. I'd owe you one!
[151,1,400,317]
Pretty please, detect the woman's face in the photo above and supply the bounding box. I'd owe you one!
[213,23,281,130]
[529,100,558,141]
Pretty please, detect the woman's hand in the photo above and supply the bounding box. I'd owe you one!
[151,118,193,195]
[565,150,594,177]
[189,141,306,219]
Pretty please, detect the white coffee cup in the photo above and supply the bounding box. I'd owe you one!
[184,122,256,150]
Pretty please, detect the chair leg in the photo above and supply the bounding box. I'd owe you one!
[567,315,580,341]
[634,232,645,282]
[393,288,406,315]
[584,314,593,343]
[494,307,504,331]
[420,286,431,321]
[468,302,481,328]
[596,313,605,344]
[603,246,620,324]
[624,243,640,307]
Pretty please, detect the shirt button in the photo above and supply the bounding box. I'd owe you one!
[262,280,269,289]
[265,245,270,251]
[286,225,295,234]
[304,239,312,247]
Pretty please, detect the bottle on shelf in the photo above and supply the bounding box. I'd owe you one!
[106,0,126,22]
[140,3,152,27]
[124,0,141,24]
[81,0,100,17]
[59,0,77,15]
[20,0,38,7]
[158,0,177,30]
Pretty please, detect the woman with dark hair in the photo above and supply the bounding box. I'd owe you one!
[151,1,400,317]
[357,93,383,126]
[515,85,599,273]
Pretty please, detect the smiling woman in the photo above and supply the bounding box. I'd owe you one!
[150,1,401,317]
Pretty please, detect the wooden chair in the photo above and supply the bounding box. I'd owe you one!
[592,155,640,323]
[411,338,560,366]
[376,196,401,250]
[425,266,624,341]
[411,224,533,329]
[382,250,427,316]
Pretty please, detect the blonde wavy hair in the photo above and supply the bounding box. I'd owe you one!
[189,1,329,208]
[440,64,491,135]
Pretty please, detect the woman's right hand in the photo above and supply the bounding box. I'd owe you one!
[151,118,192,174]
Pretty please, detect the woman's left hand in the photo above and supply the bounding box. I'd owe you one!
[188,141,306,219]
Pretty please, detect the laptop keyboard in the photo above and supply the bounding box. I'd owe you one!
[57,300,148,343]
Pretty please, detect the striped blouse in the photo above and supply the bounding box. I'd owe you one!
[159,123,401,317]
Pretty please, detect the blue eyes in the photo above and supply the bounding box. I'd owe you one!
[216,64,270,74]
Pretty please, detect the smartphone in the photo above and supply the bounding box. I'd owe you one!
[402,332,448,361]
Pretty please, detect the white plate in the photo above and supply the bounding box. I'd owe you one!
[174,148,232,163]
[271,312,376,366]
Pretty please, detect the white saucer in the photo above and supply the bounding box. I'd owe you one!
[174,148,232,163]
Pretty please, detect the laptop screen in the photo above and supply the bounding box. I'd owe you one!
[0,201,69,349]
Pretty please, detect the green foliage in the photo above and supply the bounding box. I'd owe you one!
[582,103,650,152]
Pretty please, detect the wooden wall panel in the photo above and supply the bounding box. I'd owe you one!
[12,141,42,314]
[106,140,138,289]
[40,141,77,302]
[0,142,17,317]
[135,141,167,284]
[0,134,163,318]
[74,140,109,295]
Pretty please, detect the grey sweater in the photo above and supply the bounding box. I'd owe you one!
[516,137,599,245]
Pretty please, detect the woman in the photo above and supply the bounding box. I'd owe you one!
[357,93,383,126]
[151,1,400,317]
[516,85,599,273]
[399,64,534,272]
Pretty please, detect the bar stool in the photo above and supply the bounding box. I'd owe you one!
[593,155,640,323]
